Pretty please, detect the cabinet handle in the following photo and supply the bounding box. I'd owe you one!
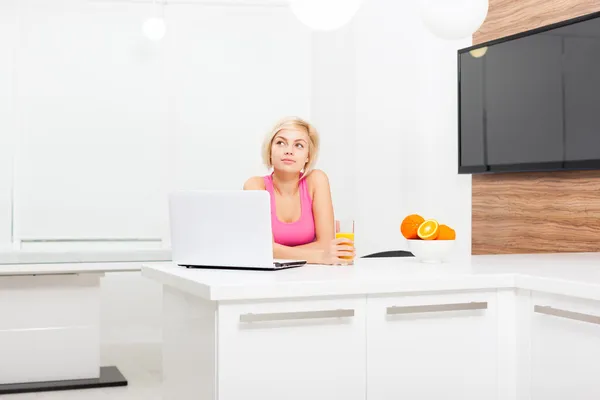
[534,305,600,326]
[239,309,354,323]
[386,302,488,315]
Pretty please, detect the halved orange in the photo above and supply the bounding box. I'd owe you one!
[417,219,439,240]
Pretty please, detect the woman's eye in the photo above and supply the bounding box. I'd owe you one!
[296,143,304,149]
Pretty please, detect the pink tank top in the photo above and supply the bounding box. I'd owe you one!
[263,174,316,247]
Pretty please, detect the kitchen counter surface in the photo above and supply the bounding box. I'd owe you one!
[141,252,600,301]
[0,248,171,269]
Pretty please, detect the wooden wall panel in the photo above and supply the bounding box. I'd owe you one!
[472,171,600,255]
[473,0,600,44]
[471,0,600,255]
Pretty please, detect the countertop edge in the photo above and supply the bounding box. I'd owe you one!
[210,274,518,301]
[141,265,212,299]
[0,261,170,275]
[140,267,600,303]
[0,250,172,266]
[516,274,600,303]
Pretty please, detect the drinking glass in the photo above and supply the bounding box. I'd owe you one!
[335,219,355,263]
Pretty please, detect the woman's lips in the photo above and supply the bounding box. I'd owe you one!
[282,159,296,164]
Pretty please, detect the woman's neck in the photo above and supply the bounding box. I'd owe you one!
[272,170,300,196]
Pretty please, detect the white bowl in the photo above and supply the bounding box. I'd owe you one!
[407,239,456,263]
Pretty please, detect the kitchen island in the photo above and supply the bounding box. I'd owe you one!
[142,252,600,400]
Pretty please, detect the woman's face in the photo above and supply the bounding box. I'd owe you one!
[270,128,310,174]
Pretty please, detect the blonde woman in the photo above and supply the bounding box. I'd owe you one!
[243,116,354,265]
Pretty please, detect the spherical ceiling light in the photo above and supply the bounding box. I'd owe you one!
[420,0,489,40]
[142,17,166,41]
[290,0,362,31]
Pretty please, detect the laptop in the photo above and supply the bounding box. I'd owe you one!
[168,190,307,270]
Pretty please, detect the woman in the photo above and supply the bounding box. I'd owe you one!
[243,116,354,265]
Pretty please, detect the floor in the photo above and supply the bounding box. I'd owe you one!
[3,343,162,399]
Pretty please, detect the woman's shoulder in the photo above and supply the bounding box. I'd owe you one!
[305,169,330,195]
[243,176,267,190]
[306,169,329,185]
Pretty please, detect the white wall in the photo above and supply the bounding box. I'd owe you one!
[353,0,472,258]
[309,0,473,259]
[163,2,312,192]
[310,24,357,223]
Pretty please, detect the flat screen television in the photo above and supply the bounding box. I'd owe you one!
[458,11,600,174]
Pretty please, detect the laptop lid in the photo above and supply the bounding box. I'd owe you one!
[169,190,274,268]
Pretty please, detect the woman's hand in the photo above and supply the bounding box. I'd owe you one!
[320,237,355,265]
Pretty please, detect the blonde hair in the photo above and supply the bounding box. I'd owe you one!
[262,116,320,177]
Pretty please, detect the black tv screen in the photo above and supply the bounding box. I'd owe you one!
[458,11,600,174]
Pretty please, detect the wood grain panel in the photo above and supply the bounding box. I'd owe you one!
[473,0,600,44]
[472,171,600,255]
[471,0,600,255]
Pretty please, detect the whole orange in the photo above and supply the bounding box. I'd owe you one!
[437,224,456,240]
[401,214,425,239]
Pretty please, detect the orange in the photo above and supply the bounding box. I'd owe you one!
[436,224,456,240]
[417,219,439,240]
[401,214,425,239]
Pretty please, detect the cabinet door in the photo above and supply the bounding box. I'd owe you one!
[367,291,498,400]
[530,292,600,400]
[217,297,366,400]
[14,0,168,245]
[0,0,16,250]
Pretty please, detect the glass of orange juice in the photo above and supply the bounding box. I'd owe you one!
[335,219,355,263]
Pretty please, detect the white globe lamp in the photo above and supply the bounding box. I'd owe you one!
[142,17,166,41]
[420,0,489,40]
[290,0,362,31]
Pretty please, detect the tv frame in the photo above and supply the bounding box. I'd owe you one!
[457,10,600,174]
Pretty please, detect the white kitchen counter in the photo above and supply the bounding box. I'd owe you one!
[0,249,171,266]
[0,260,167,275]
[141,252,600,302]
[0,255,171,394]
[142,252,600,400]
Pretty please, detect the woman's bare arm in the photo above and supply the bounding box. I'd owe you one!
[276,170,351,264]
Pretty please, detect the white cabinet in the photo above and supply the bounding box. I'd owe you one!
[217,297,366,400]
[366,291,498,400]
[11,1,311,248]
[0,0,16,250]
[14,0,169,244]
[530,292,600,400]
[0,273,102,384]
[158,281,600,400]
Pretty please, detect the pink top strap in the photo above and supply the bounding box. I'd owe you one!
[263,174,316,247]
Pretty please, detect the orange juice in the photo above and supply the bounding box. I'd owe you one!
[335,232,355,260]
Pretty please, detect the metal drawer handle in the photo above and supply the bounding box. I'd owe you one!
[534,305,600,326]
[239,309,354,323]
[387,302,488,315]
